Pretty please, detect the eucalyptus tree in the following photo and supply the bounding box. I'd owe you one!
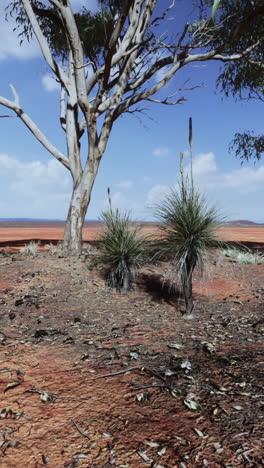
[0,1,263,255]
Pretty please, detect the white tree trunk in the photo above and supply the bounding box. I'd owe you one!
[63,149,100,256]
[63,187,88,256]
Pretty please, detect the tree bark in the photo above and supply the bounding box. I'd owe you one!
[63,158,100,256]
[63,182,89,256]
[181,261,194,316]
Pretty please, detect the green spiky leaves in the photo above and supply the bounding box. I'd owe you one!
[97,209,147,293]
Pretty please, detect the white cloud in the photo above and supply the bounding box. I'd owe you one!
[116,179,133,189]
[42,74,60,92]
[0,153,71,218]
[191,153,264,192]
[152,146,170,158]
[106,191,139,214]
[145,184,170,206]
[219,166,264,192]
[192,152,217,179]
[144,153,264,222]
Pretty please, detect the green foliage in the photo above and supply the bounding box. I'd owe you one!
[152,177,223,314]
[6,1,122,64]
[229,131,264,162]
[6,0,154,66]
[195,1,264,102]
[212,0,264,162]
[97,209,147,293]
[217,60,264,102]
[153,182,222,279]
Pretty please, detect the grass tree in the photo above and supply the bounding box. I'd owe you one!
[153,123,223,316]
[97,193,147,293]
[154,180,222,315]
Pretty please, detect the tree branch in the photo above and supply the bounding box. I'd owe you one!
[65,53,83,183]
[49,0,91,133]
[60,86,67,132]
[0,85,69,170]
[102,0,134,89]
[145,96,186,105]
[21,0,70,93]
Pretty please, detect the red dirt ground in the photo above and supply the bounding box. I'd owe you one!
[0,222,263,467]
[0,221,263,244]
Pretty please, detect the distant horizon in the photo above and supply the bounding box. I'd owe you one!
[0,217,263,225]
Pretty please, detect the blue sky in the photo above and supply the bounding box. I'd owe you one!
[0,0,263,222]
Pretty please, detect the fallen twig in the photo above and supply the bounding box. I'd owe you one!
[33,368,85,375]
[25,387,90,402]
[72,419,90,439]
[95,366,140,379]
[144,367,166,382]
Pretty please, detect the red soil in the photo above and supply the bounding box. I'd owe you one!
[0,221,263,244]
[0,222,263,467]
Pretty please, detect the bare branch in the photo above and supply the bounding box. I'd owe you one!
[203,42,260,62]
[0,115,18,118]
[9,84,19,106]
[65,54,83,182]
[60,87,66,132]
[49,0,91,132]
[21,0,70,92]
[145,96,186,105]
[85,0,156,95]
[102,0,134,89]
[75,61,96,71]
[0,85,69,170]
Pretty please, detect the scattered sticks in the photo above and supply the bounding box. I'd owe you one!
[71,419,91,439]
[25,387,90,402]
[33,368,85,375]
[95,365,141,380]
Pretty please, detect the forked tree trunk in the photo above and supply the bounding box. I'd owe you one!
[63,116,109,256]
[63,158,101,255]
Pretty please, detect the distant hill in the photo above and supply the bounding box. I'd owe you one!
[226,220,261,225]
[0,218,262,225]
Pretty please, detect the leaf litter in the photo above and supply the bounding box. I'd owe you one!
[0,245,263,466]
